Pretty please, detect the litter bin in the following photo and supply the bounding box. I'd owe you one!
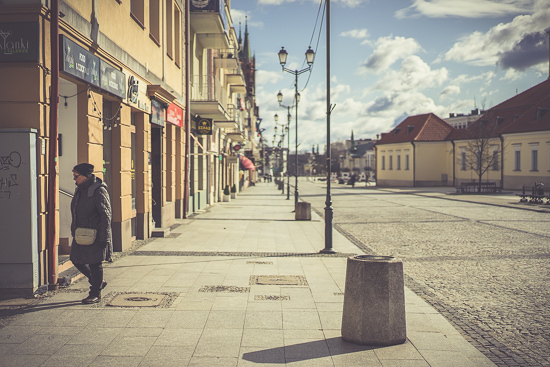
[341,255,406,345]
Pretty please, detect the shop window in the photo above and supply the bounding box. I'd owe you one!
[131,0,145,28]
[389,155,393,170]
[460,149,466,170]
[492,149,499,170]
[381,156,385,170]
[149,0,160,45]
[397,155,401,170]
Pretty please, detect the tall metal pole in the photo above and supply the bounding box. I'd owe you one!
[287,107,291,200]
[294,74,299,208]
[321,0,336,253]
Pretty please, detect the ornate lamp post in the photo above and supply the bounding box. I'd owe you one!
[274,113,290,197]
[277,46,315,209]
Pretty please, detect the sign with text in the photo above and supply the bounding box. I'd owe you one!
[0,22,39,62]
[196,118,213,135]
[61,35,100,87]
[100,59,125,99]
[167,103,183,127]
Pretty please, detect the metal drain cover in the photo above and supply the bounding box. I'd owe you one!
[107,293,167,307]
[198,285,250,293]
[254,295,290,301]
[250,275,308,286]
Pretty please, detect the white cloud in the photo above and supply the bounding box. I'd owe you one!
[256,70,284,85]
[452,72,495,85]
[440,85,461,99]
[395,0,533,19]
[340,28,369,40]
[361,36,423,73]
[373,55,448,92]
[444,0,549,67]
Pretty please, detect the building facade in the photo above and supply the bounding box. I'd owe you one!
[0,0,259,294]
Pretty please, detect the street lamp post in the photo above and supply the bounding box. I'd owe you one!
[277,46,315,209]
[320,0,336,253]
[274,113,290,197]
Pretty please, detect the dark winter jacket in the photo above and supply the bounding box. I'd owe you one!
[70,175,112,264]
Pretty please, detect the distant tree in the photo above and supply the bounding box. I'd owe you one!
[462,118,501,192]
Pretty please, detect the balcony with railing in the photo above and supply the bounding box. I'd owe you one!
[190,0,230,49]
[225,67,246,94]
[213,47,239,69]
[190,74,231,121]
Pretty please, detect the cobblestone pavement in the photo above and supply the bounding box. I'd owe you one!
[300,180,550,367]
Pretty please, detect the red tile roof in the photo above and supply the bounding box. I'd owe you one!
[376,113,453,145]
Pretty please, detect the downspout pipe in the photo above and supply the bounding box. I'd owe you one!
[47,0,59,289]
[183,0,190,218]
[411,141,416,187]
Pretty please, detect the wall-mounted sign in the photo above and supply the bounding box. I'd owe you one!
[167,103,183,127]
[60,35,100,86]
[0,22,39,62]
[150,99,165,127]
[233,144,241,151]
[100,60,125,99]
[196,118,213,135]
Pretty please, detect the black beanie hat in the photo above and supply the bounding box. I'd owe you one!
[73,163,94,177]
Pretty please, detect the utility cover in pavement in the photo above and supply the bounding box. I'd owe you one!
[250,275,308,286]
[107,293,166,307]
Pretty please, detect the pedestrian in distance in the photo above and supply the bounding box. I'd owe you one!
[70,163,112,304]
[349,173,356,188]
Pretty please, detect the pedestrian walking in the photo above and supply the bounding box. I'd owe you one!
[349,174,356,188]
[70,163,112,304]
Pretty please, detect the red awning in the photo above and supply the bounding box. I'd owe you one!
[239,155,255,171]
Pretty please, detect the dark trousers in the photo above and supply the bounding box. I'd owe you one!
[73,262,103,297]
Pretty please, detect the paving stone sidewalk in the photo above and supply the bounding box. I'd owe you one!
[0,182,496,366]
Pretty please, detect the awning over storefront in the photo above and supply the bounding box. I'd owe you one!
[239,155,255,171]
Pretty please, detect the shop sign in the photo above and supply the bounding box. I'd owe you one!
[100,59,125,99]
[196,118,212,135]
[60,35,100,87]
[167,103,183,127]
[126,75,150,113]
[151,99,165,127]
[0,22,39,62]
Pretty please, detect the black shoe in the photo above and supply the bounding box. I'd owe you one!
[82,296,100,304]
[100,280,107,290]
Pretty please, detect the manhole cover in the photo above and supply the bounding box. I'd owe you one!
[246,261,273,265]
[198,285,250,293]
[250,275,308,286]
[107,293,167,307]
[254,295,290,301]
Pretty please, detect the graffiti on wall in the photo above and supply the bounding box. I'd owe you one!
[0,151,21,199]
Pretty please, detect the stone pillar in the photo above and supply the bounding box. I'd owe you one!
[341,255,406,345]
[295,202,311,221]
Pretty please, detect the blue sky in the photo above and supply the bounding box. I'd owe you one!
[231,0,550,152]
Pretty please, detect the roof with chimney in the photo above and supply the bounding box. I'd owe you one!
[376,113,454,145]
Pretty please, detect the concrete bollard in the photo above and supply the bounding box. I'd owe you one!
[341,255,406,345]
[295,202,311,221]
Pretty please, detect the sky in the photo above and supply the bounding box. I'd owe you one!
[230,0,550,153]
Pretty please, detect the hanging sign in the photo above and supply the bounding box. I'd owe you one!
[100,59,125,99]
[150,99,165,127]
[167,103,183,127]
[196,118,212,135]
[0,22,39,62]
[60,35,100,86]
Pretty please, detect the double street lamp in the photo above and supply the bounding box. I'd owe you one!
[274,112,290,199]
[277,46,315,208]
